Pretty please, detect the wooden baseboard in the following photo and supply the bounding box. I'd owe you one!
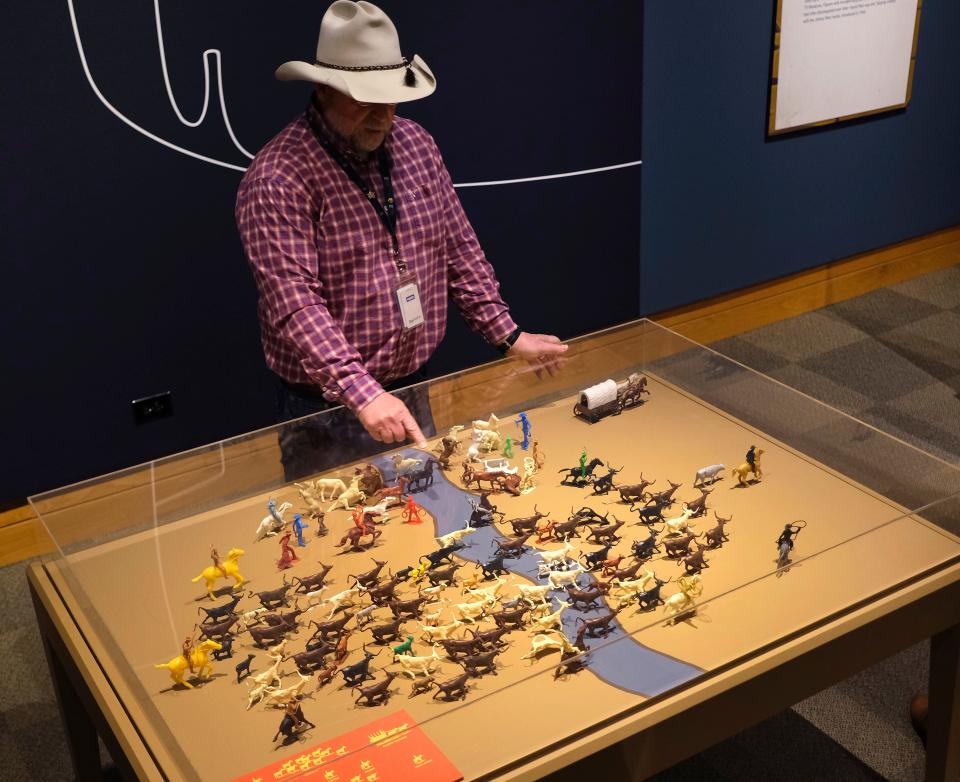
[4,225,958,568]
[653,225,960,344]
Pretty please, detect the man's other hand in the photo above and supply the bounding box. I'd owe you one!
[357,393,427,447]
[508,332,568,378]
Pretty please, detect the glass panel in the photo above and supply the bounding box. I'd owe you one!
[29,319,960,782]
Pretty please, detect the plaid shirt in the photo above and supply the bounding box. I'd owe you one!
[236,97,517,413]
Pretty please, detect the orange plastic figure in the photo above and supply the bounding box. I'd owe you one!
[402,496,424,525]
[352,506,365,530]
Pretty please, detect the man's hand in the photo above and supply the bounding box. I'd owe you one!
[357,392,427,447]
[508,332,568,378]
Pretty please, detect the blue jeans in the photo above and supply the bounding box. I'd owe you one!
[275,370,436,482]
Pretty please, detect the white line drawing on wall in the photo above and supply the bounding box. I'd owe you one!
[68,1,641,185]
[153,0,255,160]
[69,0,249,172]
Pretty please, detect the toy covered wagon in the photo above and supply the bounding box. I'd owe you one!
[573,373,650,423]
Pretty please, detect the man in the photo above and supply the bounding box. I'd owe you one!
[236,1,565,475]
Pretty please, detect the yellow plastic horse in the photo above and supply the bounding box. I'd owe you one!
[731,449,763,486]
[154,639,222,688]
[191,547,246,599]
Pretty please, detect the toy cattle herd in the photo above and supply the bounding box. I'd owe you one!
[160,373,800,747]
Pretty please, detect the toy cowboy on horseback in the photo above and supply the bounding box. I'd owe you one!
[210,546,228,578]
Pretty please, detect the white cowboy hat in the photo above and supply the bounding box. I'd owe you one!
[275,1,436,104]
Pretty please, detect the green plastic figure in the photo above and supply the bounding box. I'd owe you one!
[393,635,414,656]
[579,447,588,478]
[503,436,514,459]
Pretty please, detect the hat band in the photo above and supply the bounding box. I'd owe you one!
[315,58,408,72]
[315,56,418,88]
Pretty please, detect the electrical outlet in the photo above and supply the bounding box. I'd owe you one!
[132,391,173,424]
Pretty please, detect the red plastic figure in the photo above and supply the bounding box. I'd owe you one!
[277,531,300,570]
[402,496,424,525]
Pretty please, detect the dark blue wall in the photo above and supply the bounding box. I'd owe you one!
[1,1,641,502]
[640,1,960,314]
[5,1,958,504]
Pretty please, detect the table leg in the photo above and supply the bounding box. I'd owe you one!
[925,623,960,782]
[42,634,106,782]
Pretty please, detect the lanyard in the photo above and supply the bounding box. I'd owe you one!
[305,112,406,274]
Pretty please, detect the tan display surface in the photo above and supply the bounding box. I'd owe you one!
[50,375,960,781]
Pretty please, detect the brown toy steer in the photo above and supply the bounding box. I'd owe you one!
[586,519,625,545]
[438,636,485,660]
[468,625,511,648]
[432,672,470,701]
[248,580,292,610]
[348,559,389,589]
[197,615,238,641]
[704,512,732,548]
[550,517,582,540]
[389,595,429,620]
[576,611,619,638]
[459,648,500,677]
[606,560,644,583]
[565,584,604,611]
[369,617,403,644]
[663,532,698,559]
[427,563,461,587]
[597,555,624,576]
[308,612,353,643]
[679,543,710,576]
[291,564,334,594]
[617,475,655,504]
[249,622,290,649]
[490,606,527,630]
[353,671,398,707]
[684,488,712,518]
[645,480,682,506]
[315,661,339,688]
[494,533,533,558]
[366,579,400,606]
[506,506,549,536]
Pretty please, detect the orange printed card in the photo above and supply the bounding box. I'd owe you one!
[232,710,463,782]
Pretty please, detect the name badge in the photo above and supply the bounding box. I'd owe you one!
[395,278,425,330]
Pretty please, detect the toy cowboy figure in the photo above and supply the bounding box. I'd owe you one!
[267,497,284,527]
[210,546,228,578]
[532,440,545,470]
[314,509,328,537]
[514,411,532,450]
[402,495,424,525]
[352,506,366,531]
[182,634,197,673]
[745,445,757,468]
[278,530,300,570]
[578,447,588,479]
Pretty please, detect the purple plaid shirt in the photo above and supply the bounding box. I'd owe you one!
[236,98,517,413]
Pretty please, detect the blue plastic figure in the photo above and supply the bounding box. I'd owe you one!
[514,411,532,451]
[292,513,308,547]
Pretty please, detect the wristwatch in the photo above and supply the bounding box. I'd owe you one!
[497,327,522,355]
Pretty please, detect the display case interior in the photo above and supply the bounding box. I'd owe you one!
[29,319,960,781]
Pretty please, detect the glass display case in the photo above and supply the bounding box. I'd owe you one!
[28,319,960,782]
